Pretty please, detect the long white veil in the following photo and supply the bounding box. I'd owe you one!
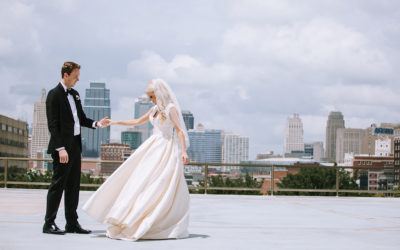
[152,79,190,149]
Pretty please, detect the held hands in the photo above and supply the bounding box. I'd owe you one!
[97,117,112,127]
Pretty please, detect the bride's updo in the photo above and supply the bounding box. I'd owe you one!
[146,79,173,121]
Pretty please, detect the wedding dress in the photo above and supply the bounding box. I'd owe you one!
[82,103,190,241]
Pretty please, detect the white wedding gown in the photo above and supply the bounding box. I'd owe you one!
[82,104,190,241]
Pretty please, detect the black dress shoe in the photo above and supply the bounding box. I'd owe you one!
[65,223,91,234]
[43,223,66,235]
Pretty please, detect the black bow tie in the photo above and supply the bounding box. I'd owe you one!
[66,89,73,96]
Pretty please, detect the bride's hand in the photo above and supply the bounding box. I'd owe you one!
[182,152,189,165]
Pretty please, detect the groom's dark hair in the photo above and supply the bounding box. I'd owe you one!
[61,61,81,78]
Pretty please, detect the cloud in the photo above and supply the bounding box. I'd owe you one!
[221,19,392,81]
[127,51,234,86]
[1,0,400,158]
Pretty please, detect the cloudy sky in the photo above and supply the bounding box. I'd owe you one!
[1,0,400,158]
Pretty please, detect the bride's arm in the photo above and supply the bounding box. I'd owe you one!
[169,107,189,164]
[109,107,154,126]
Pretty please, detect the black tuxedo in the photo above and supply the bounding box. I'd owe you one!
[46,83,94,154]
[45,82,95,226]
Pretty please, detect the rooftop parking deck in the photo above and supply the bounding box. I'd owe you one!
[0,188,399,250]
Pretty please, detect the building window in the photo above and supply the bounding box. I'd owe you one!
[8,126,12,132]
[1,124,5,131]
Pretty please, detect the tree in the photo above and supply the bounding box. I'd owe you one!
[1,166,105,190]
[277,167,359,196]
[196,173,262,195]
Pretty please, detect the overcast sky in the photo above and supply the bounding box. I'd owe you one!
[1,0,400,158]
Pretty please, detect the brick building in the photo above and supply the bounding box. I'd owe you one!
[353,155,394,190]
[100,143,132,175]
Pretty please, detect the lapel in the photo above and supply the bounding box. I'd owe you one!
[57,83,74,121]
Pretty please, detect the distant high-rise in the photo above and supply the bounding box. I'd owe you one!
[325,111,345,162]
[31,89,50,163]
[82,82,111,158]
[121,129,142,150]
[222,133,249,172]
[313,142,324,162]
[187,124,223,163]
[304,143,314,157]
[284,114,304,154]
[182,110,194,130]
[134,95,154,142]
[361,123,395,156]
[335,128,363,163]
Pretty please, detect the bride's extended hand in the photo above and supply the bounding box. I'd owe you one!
[182,152,189,165]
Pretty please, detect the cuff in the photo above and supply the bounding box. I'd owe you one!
[56,147,65,151]
[93,121,97,128]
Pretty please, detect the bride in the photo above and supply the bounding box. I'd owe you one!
[82,79,190,241]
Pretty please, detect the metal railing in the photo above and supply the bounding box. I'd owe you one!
[0,157,399,196]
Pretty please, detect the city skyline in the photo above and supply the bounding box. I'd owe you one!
[3,87,400,159]
[2,1,400,158]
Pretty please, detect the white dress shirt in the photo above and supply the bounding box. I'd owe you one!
[60,81,81,136]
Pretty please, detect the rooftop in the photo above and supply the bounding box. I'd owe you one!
[1,189,399,250]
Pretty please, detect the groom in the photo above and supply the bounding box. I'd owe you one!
[43,61,107,235]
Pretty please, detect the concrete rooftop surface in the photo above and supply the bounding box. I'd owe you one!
[0,189,399,250]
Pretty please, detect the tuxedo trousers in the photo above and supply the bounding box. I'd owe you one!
[45,135,81,225]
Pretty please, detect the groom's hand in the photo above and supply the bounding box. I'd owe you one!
[59,149,69,164]
[98,117,109,127]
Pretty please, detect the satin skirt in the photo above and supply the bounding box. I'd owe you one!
[82,134,190,241]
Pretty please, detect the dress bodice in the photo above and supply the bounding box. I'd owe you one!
[149,104,175,140]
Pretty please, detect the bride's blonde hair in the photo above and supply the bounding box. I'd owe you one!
[146,79,173,121]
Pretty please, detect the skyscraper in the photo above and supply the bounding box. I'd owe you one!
[284,114,304,154]
[187,124,223,164]
[182,110,194,130]
[134,95,154,142]
[313,141,324,162]
[325,111,345,162]
[82,82,111,157]
[31,89,50,162]
[222,133,249,172]
[335,128,363,163]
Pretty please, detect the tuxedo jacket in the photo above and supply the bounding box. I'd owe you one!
[46,83,95,154]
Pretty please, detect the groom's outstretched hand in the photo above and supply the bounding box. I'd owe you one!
[98,117,110,127]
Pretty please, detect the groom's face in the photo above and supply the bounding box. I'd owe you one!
[64,69,80,88]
